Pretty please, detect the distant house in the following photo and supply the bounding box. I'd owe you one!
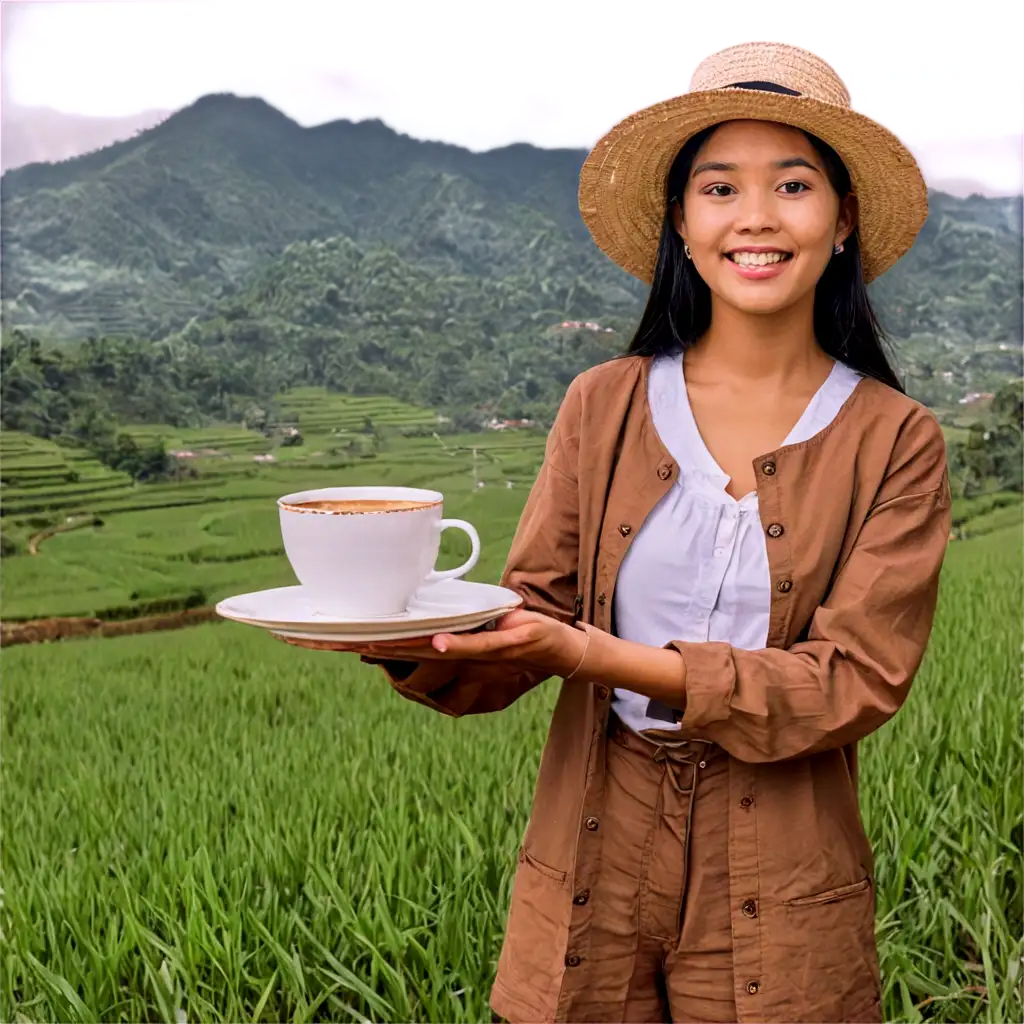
[253,453,277,463]
[556,320,615,333]
[487,417,535,431]
[958,392,995,405]
[170,450,197,459]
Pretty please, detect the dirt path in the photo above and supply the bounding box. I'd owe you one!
[1,606,221,647]
[27,515,101,555]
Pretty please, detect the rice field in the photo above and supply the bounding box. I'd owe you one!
[0,391,547,621]
[2,524,1021,1021]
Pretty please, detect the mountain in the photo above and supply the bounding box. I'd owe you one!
[0,103,173,173]
[2,93,636,341]
[6,89,1015,344]
[1,92,1021,421]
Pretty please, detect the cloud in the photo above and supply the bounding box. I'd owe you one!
[1,3,33,116]
[3,0,1022,192]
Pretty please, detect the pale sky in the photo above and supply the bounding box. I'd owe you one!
[4,0,1023,191]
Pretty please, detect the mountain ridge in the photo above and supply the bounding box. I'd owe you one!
[2,91,1020,425]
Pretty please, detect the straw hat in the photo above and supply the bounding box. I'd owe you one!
[578,42,928,284]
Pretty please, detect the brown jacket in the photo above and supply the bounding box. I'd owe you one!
[376,355,951,1023]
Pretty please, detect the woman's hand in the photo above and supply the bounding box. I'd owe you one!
[280,611,688,709]
[277,609,589,679]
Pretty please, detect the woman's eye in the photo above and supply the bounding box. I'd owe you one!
[704,184,735,197]
[779,181,809,195]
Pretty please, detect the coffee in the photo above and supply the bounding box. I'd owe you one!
[284,498,439,515]
[276,486,480,618]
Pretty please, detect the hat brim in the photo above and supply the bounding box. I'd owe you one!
[578,89,928,284]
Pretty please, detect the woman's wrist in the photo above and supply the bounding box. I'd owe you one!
[567,622,687,709]
[562,625,591,680]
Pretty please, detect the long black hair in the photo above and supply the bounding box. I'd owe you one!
[625,123,904,393]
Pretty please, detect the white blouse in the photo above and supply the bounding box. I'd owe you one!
[612,351,863,734]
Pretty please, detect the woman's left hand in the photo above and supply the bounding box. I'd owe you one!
[283,609,588,679]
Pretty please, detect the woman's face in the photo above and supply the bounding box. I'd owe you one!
[674,120,856,317]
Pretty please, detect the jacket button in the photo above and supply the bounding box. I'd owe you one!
[585,816,599,831]
[761,461,776,475]
[565,954,582,967]
[573,889,590,906]
[766,523,784,539]
[746,980,760,995]
[740,795,754,809]
[742,899,758,918]
[595,685,610,700]
[597,593,607,606]
[618,524,632,537]
[777,579,792,593]
[657,464,672,480]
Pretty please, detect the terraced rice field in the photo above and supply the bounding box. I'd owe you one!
[1,433,137,517]
[0,391,546,621]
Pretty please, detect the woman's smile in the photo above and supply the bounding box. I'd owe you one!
[723,246,795,280]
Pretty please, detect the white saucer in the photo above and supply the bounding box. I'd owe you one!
[215,579,523,641]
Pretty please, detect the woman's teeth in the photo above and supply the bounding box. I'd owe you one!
[728,251,790,266]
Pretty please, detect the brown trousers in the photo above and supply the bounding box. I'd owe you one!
[566,713,736,1023]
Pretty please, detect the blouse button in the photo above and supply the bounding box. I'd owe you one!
[742,899,758,918]
[573,889,591,906]
[761,460,777,476]
[618,524,632,537]
[657,464,673,480]
[595,685,610,700]
[746,980,760,995]
[585,816,600,831]
[597,593,607,606]
[777,580,793,593]
[766,523,784,539]
[565,954,582,967]
[740,795,754,808]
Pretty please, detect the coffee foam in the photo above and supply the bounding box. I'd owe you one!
[281,498,440,515]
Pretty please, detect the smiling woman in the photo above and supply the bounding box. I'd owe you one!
[681,125,852,292]
[629,119,900,399]
[287,40,950,1024]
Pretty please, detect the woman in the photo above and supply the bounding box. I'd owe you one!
[288,42,951,1024]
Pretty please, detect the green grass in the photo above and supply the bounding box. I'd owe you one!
[2,524,1021,1023]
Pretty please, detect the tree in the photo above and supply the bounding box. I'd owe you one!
[946,378,1023,497]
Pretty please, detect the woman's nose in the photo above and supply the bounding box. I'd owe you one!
[731,189,781,234]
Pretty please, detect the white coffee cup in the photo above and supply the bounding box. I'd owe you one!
[277,486,480,618]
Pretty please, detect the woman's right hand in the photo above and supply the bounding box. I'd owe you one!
[273,635,397,657]
[272,619,501,660]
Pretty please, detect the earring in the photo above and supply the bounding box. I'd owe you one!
[683,243,692,259]
[833,242,844,255]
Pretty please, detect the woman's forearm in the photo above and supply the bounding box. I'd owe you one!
[570,622,687,708]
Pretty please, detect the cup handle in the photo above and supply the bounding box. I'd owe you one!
[425,519,481,585]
